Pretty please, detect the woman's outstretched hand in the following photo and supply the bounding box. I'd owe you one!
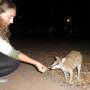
[35,62,47,73]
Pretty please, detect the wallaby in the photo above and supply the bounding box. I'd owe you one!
[50,51,82,84]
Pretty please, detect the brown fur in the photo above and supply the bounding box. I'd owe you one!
[50,51,82,84]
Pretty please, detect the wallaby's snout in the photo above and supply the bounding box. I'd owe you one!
[49,64,56,70]
[48,66,52,69]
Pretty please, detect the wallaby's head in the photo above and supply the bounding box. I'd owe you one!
[49,56,63,69]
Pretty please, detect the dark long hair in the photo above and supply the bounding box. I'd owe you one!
[0,0,16,14]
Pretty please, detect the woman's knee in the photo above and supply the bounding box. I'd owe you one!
[0,60,20,77]
[9,59,20,70]
[0,53,20,77]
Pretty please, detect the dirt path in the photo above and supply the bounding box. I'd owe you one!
[0,63,90,90]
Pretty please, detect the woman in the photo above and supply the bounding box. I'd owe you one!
[0,0,47,77]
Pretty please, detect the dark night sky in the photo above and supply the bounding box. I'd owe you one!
[11,0,88,37]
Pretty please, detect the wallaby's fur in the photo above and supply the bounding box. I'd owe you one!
[50,51,82,84]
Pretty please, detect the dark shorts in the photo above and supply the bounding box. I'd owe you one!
[0,52,20,77]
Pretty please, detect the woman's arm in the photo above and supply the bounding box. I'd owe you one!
[18,52,47,73]
[0,38,47,73]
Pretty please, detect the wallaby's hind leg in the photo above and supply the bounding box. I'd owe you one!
[77,64,81,81]
[69,70,73,84]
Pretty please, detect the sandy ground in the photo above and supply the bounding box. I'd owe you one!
[0,36,90,90]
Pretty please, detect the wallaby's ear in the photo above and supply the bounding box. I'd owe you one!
[54,56,61,60]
